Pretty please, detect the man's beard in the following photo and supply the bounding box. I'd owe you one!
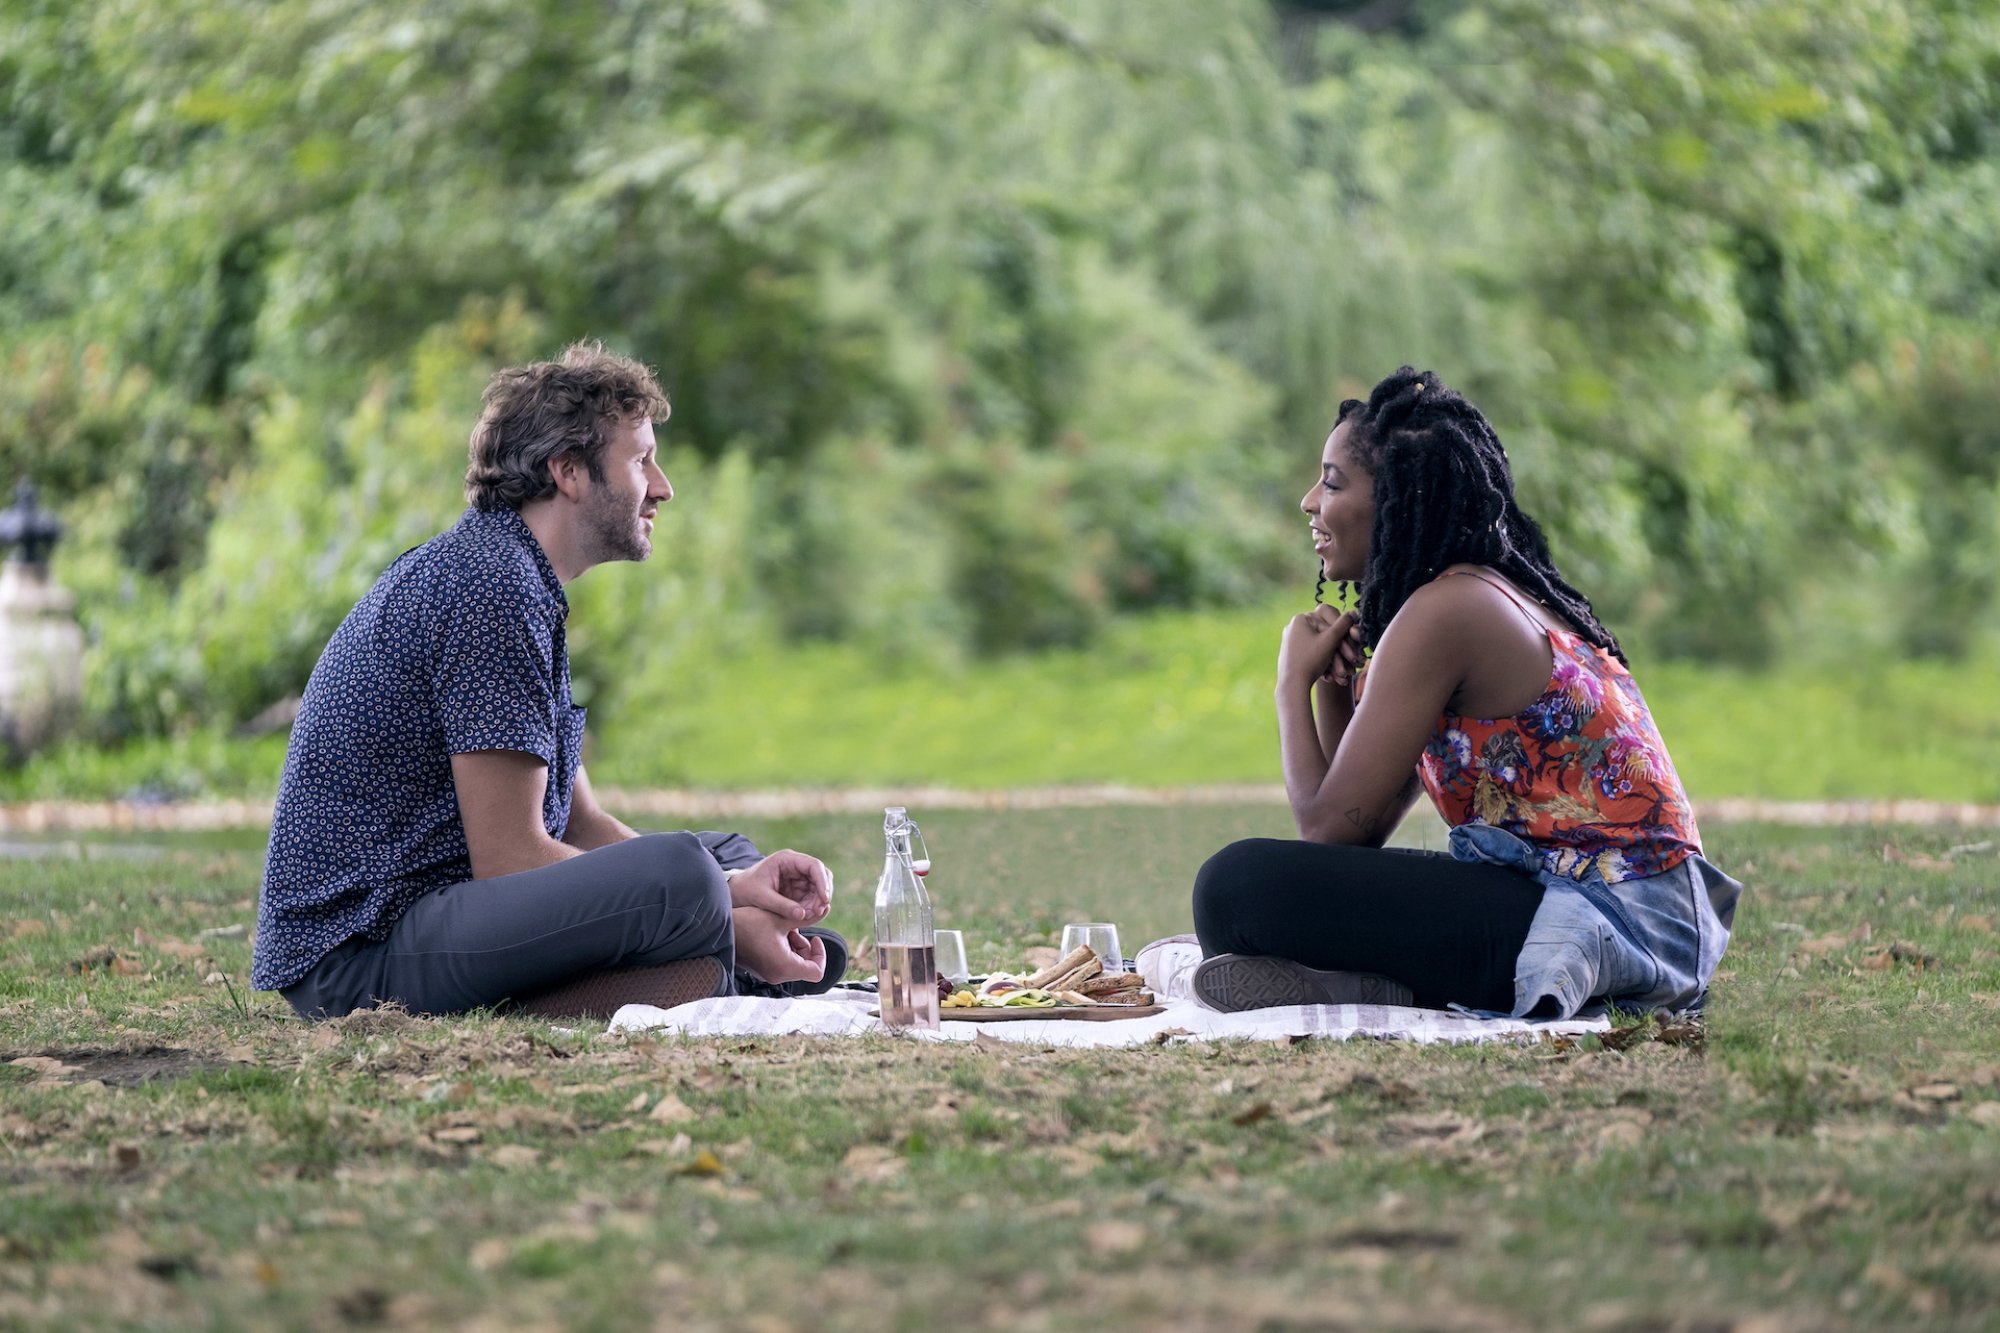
[581,485,650,564]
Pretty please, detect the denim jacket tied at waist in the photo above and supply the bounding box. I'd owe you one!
[1448,823,1742,1021]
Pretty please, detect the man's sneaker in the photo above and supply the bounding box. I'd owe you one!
[511,954,727,1022]
[1191,953,1414,1013]
[734,927,850,999]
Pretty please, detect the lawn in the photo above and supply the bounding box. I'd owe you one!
[4,807,2000,1330]
[7,600,1998,805]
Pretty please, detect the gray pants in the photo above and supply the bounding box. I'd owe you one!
[281,832,740,1019]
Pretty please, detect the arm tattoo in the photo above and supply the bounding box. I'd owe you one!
[1344,806,1382,839]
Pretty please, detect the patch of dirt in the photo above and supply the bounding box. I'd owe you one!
[6,1046,231,1087]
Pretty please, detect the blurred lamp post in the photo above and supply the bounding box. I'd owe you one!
[0,481,84,762]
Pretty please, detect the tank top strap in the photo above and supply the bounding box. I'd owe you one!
[1433,567,1547,634]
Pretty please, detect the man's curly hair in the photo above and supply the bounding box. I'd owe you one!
[464,342,669,511]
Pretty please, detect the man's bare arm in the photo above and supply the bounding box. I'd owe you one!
[450,749,580,879]
[562,766,638,851]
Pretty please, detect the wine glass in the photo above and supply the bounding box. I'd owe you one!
[933,929,970,985]
[1060,922,1123,973]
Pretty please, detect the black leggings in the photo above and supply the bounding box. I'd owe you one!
[1192,838,1546,1012]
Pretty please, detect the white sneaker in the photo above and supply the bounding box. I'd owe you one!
[1135,935,1203,1003]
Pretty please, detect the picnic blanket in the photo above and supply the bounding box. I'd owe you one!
[604,938,1611,1048]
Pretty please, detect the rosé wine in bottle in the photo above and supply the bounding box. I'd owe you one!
[876,943,938,1028]
[874,807,939,1031]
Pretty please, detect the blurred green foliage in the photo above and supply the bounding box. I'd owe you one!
[2,0,1997,750]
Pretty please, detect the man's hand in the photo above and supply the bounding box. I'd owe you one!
[731,906,828,985]
[725,850,833,924]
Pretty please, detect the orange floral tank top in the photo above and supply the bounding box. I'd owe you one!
[1414,571,1701,884]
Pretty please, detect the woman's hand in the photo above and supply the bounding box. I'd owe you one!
[1325,611,1368,689]
[1278,606,1365,693]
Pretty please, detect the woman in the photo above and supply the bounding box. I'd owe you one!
[1191,367,1740,1019]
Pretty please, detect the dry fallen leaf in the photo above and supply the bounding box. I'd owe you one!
[841,1144,905,1182]
[1597,1120,1647,1149]
[1389,1113,1488,1147]
[1083,1220,1146,1257]
[632,1133,694,1158]
[1655,1014,1706,1047]
[1864,1260,1943,1314]
[1861,942,1939,972]
[677,1150,725,1177]
[490,1144,542,1169]
[695,1180,763,1204]
[685,1064,744,1092]
[469,1238,511,1272]
[648,1094,696,1125]
[1882,843,1954,873]
[429,1126,481,1145]
[1282,1103,1339,1128]
[1907,1082,1960,1103]
[0,1113,44,1144]
[1231,1101,1275,1127]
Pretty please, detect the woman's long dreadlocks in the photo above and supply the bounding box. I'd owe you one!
[1334,365,1626,665]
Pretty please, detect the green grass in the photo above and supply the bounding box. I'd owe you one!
[3,812,2000,1329]
[5,599,1997,802]
[599,609,2000,802]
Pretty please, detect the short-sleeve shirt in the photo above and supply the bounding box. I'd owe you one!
[252,506,584,992]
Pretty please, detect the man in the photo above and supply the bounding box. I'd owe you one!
[252,343,843,1019]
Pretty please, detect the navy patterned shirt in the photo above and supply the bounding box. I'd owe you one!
[253,507,584,991]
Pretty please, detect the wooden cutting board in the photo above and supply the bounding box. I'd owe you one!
[939,1004,1165,1022]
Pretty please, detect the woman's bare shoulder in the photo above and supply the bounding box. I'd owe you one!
[1377,570,1549,673]
[1373,575,1494,663]
[1392,567,1515,624]
[1426,564,1577,634]
[1391,567,1564,718]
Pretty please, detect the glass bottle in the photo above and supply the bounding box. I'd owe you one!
[873,806,938,1030]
